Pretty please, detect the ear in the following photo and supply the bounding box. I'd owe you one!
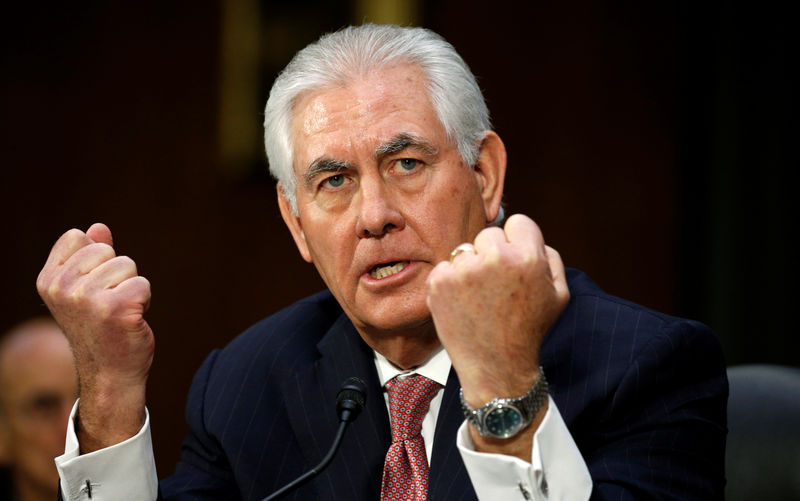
[472,131,507,223]
[277,182,313,263]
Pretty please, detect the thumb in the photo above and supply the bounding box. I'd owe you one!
[86,222,114,247]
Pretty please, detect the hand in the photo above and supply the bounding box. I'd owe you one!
[426,214,569,458]
[36,223,153,451]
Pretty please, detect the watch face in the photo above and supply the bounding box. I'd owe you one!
[484,404,524,438]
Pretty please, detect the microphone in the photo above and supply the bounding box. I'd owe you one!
[337,376,367,423]
[263,377,367,501]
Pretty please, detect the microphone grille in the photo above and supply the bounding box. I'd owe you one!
[337,377,367,409]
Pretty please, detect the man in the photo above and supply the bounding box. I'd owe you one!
[0,318,77,501]
[37,25,727,500]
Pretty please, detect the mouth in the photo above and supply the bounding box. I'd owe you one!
[368,261,410,279]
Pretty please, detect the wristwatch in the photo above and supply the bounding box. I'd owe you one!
[459,368,549,438]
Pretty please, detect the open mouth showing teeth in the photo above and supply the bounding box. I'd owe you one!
[369,261,409,279]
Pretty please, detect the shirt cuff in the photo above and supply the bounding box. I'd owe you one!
[456,396,592,500]
[55,399,159,501]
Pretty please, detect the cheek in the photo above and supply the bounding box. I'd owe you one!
[433,177,480,222]
[309,223,350,256]
[437,180,486,241]
[306,222,356,282]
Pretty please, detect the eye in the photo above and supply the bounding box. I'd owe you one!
[26,393,64,420]
[322,174,346,188]
[397,158,420,172]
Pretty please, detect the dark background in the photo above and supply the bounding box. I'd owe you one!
[2,0,795,477]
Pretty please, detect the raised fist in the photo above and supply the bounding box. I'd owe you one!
[426,214,569,407]
[36,223,153,449]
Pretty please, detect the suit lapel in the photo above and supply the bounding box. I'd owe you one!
[428,367,478,501]
[282,313,390,500]
[282,315,479,500]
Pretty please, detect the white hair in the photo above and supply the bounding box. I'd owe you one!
[264,24,491,214]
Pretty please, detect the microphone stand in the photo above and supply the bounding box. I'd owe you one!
[261,377,366,501]
[262,420,349,501]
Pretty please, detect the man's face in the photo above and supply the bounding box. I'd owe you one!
[0,325,77,497]
[280,63,502,339]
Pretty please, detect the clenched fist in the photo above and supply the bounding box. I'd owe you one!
[426,214,569,458]
[37,223,153,451]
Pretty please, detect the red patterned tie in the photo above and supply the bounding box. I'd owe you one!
[380,374,441,501]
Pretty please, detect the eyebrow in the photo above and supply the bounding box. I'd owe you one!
[302,133,439,189]
[303,157,352,188]
[374,133,439,159]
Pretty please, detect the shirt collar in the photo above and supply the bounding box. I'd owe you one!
[374,346,451,388]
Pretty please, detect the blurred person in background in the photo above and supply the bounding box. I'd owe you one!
[0,318,77,501]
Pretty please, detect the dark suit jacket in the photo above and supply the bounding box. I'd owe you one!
[158,269,727,500]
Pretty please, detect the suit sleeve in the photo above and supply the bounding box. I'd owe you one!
[584,319,728,500]
[159,350,241,500]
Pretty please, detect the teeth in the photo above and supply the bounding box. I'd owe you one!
[370,261,409,279]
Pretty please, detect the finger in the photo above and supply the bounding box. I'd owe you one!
[43,229,93,271]
[426,260,450,294]
[503,214,544,255]
[87,255,139,291]
[472,226,506,254]
[545,245,569,301]
[114,276,152,313]
[60,242,117,278]
[86,223,114,247]
[448,242,478,265]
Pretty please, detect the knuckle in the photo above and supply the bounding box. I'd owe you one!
[95,300,114,320]
[427,266,454,291]
[63,228,84,240]
[131,278,152,300]
[67,283,88,303]
[95,242,116,257]
[455,264,475,282]
[483,251,502,267]
[138,276,151,290]
[118,255,136,267]
[36,272,48,293]
[46,282,61,299]
[485,245,505,262]
[61,228,88,248]
[522,250,543,269]
[126,277,151,303]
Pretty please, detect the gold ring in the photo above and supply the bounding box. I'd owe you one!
[450,243,477,263]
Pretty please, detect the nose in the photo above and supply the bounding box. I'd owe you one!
[355,176,405,238]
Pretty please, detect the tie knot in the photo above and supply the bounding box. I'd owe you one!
[385,374,441,442]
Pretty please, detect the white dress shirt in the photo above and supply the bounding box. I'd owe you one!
[55,348,591,500]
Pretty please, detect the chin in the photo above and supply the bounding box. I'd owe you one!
[358,299,431,334]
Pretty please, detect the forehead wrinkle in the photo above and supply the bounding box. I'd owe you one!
[374,132,439,159]
[303,157,352,188]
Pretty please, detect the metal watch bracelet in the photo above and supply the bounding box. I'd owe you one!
[459,367,549,438]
